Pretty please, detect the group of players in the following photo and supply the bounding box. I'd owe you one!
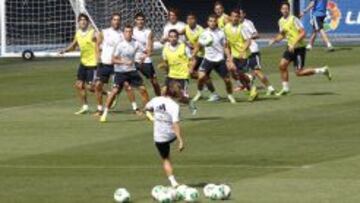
[60,1,333,187]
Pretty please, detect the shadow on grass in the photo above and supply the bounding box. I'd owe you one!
[184,116,223,122]
[294,92,338,96]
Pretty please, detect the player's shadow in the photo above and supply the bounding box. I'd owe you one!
[330,47,353,52]
[294,92,338,96]
[184,116,223,122]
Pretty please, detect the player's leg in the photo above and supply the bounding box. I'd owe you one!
[307,31,318,50]
[193,57,219,102]
[100,73,124,122]
[94,64,113,115]
[123,82,139,113]
[234,58,258,101]
[168,78,197,115]
[249,53,276,96]
[276,52,292,96]
[155,139,179,187]
[137,63,161,96]
[216,61,236,103]
[193,59,213,102]
[74,65,90,115]
[129,71,149,115]
[294,48,332,79]
[317,16,334,50]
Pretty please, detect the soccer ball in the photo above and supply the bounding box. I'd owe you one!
[203,184,217,198]
[184,187,199,202]
[219,184,231,200]
[114,188,131,203]
[151,185,165,200]
[209,186,223,200]
[156,191,173,203]
[175,184,188,200]
[164,187,178,201]
[199,32,213,47]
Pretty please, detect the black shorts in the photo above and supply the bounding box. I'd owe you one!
[114,71,144,88]
[199,59,229,78]
[193,56,204,71]
[135,62,156,79]
[77,64,96,84]
[311,15,326,31]
[165,77,189,97]
[155,138,177,159]
[233,58,249,72]
[283,47,306,70]
[96,63,114,83]
[247,52,262,70]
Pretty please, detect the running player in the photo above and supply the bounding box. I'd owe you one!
[162,29,197,115]
[185,13,220,102]
[269,2,332,96]
[60,13,99,115]
[94,13,123,115]
[194,15,236,104]
[100,25,150,122]
[239,9,276,96]
[161,8,186,43]
[214,1,229,29]
[133,12,161,96]
[224,9,258,102]
[300,0,334,51]
[145,82,185,188]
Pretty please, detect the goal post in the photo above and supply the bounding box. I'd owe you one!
[0,0,168,58]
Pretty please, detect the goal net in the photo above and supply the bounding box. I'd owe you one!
[0,0,168,58]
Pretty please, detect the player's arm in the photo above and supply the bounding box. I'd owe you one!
[60,38,78,54]
[269,22,286,46]
[146,31,154,58]
[94,31,101,64]
[144,100,155,121]
[224,41,236,70]
[157,50,169,72]
[300,0,315,17]
[173,122,184,152]
[112,48,133,66]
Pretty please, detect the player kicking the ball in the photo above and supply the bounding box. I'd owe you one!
[100,25,150,122]
[60,13,99,115]
[269,2,332,96]
[145,82,185,187]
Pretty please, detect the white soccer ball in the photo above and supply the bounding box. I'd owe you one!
[164,187,178,201]
[114,188,131,203]
[219,184,232,200]
[184,187,199,202]
[156,191,173,203]
[199,32,213,47]
[209,186,223,200]
[151,185,165,200]
[175,184,188,200]
[203,184,217,198]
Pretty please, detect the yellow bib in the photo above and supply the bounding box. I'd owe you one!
[224,23,250,59]
[185,25,204,57]
[75,28,97,67]
[217,14,228,29]
[163,43,190,79]
[279,16,306,48]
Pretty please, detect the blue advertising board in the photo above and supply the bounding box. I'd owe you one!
[301,0,360,36]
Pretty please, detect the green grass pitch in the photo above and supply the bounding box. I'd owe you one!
[1,46,360,203]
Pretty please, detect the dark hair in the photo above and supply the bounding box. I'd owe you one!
[78,13,89,22]
[135,12,145,19]
[187,12,197,19]
[168,29,179,36]
[111,13,121,20]
[214,1,224,8]
[168,8,180,17]
[230,8,241,15]
[208,14,218,20]
[124,24,133,30]
[166,81,182,98]
[281,1,291,8]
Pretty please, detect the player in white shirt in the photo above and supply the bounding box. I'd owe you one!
[94,13,124,115]
[161,8,186,43]
[145,82,185,187]
[133,12,161,96]
[100,25,150,122]
[239,10,276,96]
[193,15,236,104]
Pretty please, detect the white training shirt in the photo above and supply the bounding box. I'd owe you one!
[203,28,226,62]
[146,96,180,143]
[133,27,153,63]
[163,21,186,42]
[242,19,260,53]
[113,39,141,73]
[101,27,123,65]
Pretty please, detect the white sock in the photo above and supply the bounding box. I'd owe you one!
[267,85,275,92]
[131,102,138,111]
[97,105,103,111]
[82,104,89,110]
[315,67,326,74]
[282,82,290,91]
[327,42,333,48]
[168,175,179,187]
[307,44,312,49]
[102,108,109,117]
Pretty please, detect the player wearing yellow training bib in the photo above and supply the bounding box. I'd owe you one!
[60,13,99,115]
[269,2,332,96]
[214,1,229,29]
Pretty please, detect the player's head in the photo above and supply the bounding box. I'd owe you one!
[230,9,241,25]
[168,8,179,24]
[207,14,218,29]
[186,12,197,27]
[135,12,146,28]
[239,9,246,21]
[78,13,90,29]
[165,81,182,99]
[281,2,291,17]
[123,24,133,41]
[111,13,121,30]
[168,29,179,46]
[214,1,225,16]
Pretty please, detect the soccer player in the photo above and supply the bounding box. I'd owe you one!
[300,0,334,51]
[194,15,236,104]
[94,13,124,115]
[269,2,332,96]
[133,12,161,96]
[145,82,185,188]
[162,29,197,115]
[185,13,220,102]
[224,9,258,102]
[214,1,229,29]
[239,9,276,96]
[100,25,150,122]
[60,13,99,115]
[161,8,186,43]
